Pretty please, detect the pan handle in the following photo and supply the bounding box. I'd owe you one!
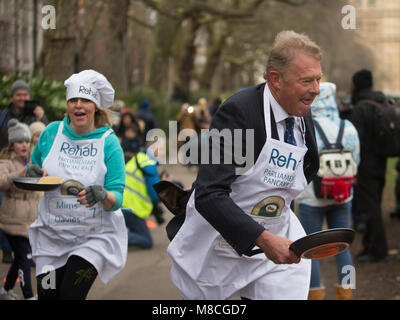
[243,248,263,257]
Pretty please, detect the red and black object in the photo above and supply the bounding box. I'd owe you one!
[289,228,355,259]
[245,228,355,259]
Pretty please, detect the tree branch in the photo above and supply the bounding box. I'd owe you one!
[132,0,178,20]
[274,0,308,6]
[127,14,155,29]
[181,3,254,20]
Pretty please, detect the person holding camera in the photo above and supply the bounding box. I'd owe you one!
[0,80,48,265]
[0,79,48,151]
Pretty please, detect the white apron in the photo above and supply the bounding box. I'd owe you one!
[167,86,311,300]
[29,122,127,284]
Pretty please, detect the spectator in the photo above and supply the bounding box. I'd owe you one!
[194,98,211,132]
[296,82,360,300]
[176,103,198,149]
[116,109,141,139]
[0,79,48,151]
[29,121,46,152]
[136,99,157,142]
[346,69,388,263]
[390,159,400,219]
[120,115,143,163]
[120,114,166,225]
[0,81,49,261]
[0,119,36,300]
[0,230,12,264]
[122,148,163,248]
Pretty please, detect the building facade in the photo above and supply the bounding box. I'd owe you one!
[352,0,400,94]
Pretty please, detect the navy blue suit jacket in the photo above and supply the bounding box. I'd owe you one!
[192,83,319,256]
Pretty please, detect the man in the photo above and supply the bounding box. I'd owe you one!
[345,69,388,262]
[166,30,321,300]
[0,79,48,150]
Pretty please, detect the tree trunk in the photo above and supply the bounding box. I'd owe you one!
[42,0,78,81]
[148,0,182,94]
[172,15,201,101]
[198,23,230,91]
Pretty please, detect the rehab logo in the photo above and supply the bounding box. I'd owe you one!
[268,148,299,171]
[60,142,98,158]
[78,85,99,100]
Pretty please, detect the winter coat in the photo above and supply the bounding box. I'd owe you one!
[347,89,388,179]
[0,103,49,150]
[0,152,39,238]
[296,82,360,207]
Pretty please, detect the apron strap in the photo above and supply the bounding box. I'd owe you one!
[102,128,114,140]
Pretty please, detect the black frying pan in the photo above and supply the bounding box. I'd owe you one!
[289,228,355,259]
[245,228,355,259]
[13,177,84,195]
[13,177,63,191]
[153,180,190,216]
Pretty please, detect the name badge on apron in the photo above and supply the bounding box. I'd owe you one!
[46,192,104,236]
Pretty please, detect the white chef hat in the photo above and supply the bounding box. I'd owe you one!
[64,69,115,109]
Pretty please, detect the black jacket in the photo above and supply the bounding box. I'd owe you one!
[345,89,387,179]
[0,103,49,150]
[192,83,319,256]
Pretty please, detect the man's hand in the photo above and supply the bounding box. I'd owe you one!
[26,164,44,177]
[255,230,301,264]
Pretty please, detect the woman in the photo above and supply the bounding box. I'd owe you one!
[296,82,360,300]
[27,70,127,300]
[0,119,36,300]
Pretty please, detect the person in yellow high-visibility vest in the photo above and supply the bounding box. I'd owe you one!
[122,149,161,249]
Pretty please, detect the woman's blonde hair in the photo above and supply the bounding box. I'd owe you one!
[264,30,322,80]
[95,107,112,128]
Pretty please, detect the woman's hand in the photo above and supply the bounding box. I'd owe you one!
[77,185,116,211]
[25,164,47,177]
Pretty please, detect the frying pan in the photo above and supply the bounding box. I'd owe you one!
[245,228,355,259]
[289,228,355,259]
[13,177,63,191]
[153,180,190,216]
[13,177,84,195]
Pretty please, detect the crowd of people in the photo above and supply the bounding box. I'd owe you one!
[0,30,398,301]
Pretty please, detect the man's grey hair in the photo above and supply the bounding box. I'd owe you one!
[264,30,322,80]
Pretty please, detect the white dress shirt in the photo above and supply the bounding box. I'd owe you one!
[268,87,305,148]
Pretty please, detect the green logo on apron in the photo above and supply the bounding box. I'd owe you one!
[251,196,285,217]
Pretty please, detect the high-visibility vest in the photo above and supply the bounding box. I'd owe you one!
[122,152,155,219]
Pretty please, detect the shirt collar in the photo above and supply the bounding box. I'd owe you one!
[266,83,290,123]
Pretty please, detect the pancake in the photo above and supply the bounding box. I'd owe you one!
[38,176,64,184]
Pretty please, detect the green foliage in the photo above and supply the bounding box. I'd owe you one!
[0,73,19,108]
[0,72,67,122]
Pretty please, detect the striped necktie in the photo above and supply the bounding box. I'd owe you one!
[284,117,297,146]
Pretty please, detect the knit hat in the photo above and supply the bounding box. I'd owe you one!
[11,79,30,96]
[352,69,373,91]
[8,119,31,143]
[64,69,115,109]
[29,121,46,137]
